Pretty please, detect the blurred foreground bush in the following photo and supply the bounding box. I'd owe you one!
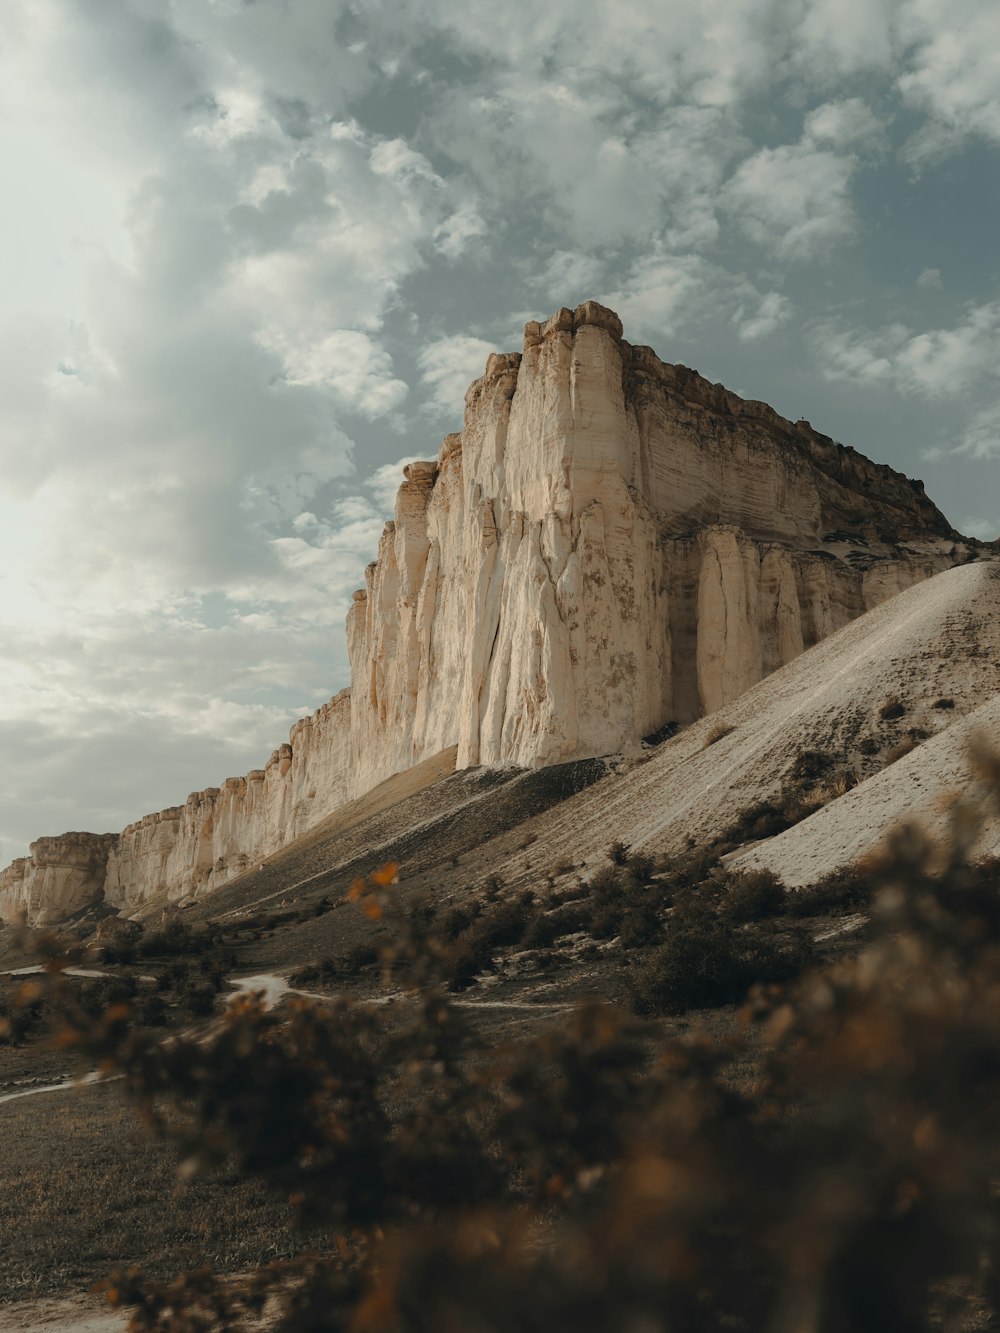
[19,753,1000,1332]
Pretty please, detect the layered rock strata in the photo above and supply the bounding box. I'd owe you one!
[345,301,957,783]
[0,301,967,923]
[0,833,116,926]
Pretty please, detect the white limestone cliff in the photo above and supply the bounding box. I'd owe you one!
[0,301,968,923]
[0,833,117,927]
[102,690,353,912]
[345,301,958,787]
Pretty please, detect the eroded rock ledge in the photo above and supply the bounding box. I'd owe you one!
[0,301,970,923]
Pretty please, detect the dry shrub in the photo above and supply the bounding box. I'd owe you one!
[23,776,1000,1333]
[703,720,735,748]
[885,735,918,765]
[721,868,786,921]
[628,917,810,1015]
[787,865,872,917]
[879,697,907,720]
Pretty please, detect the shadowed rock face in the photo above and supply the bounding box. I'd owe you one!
[0,302,969,923]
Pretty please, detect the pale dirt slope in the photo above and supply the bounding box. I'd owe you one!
[734,692,1000,884]
[431,560,1000,896]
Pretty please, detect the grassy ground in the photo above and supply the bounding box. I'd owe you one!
[0,1080,312,1303]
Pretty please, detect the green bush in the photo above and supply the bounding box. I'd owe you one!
[446,892,536,989]
[608,840,630,867]
[0,987,46,1045]
[289,958,340,988]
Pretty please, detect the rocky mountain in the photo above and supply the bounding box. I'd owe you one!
[0,301,972,925]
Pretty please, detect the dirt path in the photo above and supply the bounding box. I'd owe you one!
[0,1071,120,1108]
[0,1295,124,1331]
[229,970,579,1014]
[0,966,156,982]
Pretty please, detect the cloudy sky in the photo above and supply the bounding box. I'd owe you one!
[2,0,999,863]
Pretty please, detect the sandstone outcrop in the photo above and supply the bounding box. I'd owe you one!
[0,301,970,923]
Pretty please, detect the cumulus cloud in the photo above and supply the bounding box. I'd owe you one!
[722,99,886,261]
[811,302,1000,398]
[955,402,1000,458]
[433,202,488,260]
[898,0,1000,144]
[803,98,888,152]
[604,253,791,347]
[725,144,858,259]
[258,328,408,417]
[418,335,498,420]
[401,0,782,108]
[732,291,794,342]
[427,79,737,251]
[791,0,895,79]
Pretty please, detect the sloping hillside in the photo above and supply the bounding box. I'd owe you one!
[367,558,1000,905]
[171,561,1000,951]
[477,559,1000,891]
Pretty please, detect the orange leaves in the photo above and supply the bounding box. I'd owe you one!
[348,863,400,921]
[348,878,366,902]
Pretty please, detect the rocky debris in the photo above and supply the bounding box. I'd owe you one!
[0,301,973,924]
[95,916,142,943]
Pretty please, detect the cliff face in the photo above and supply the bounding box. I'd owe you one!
[0,833,117,927]
[101,690,353,913]
[347,301,957,784]
[0,301,966,924]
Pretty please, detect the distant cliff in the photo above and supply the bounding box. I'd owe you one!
[0,301,968,924]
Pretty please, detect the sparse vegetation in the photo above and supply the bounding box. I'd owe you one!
[786,865,873,917]
[933,696,956,710]
[39,787,1000,1333]
[703,719,735,747]
[721,868,786,921]
[0,1085,310,1302]
[627,915,811,1015]
[879,696,907,720]
[8,760,1000,1332]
